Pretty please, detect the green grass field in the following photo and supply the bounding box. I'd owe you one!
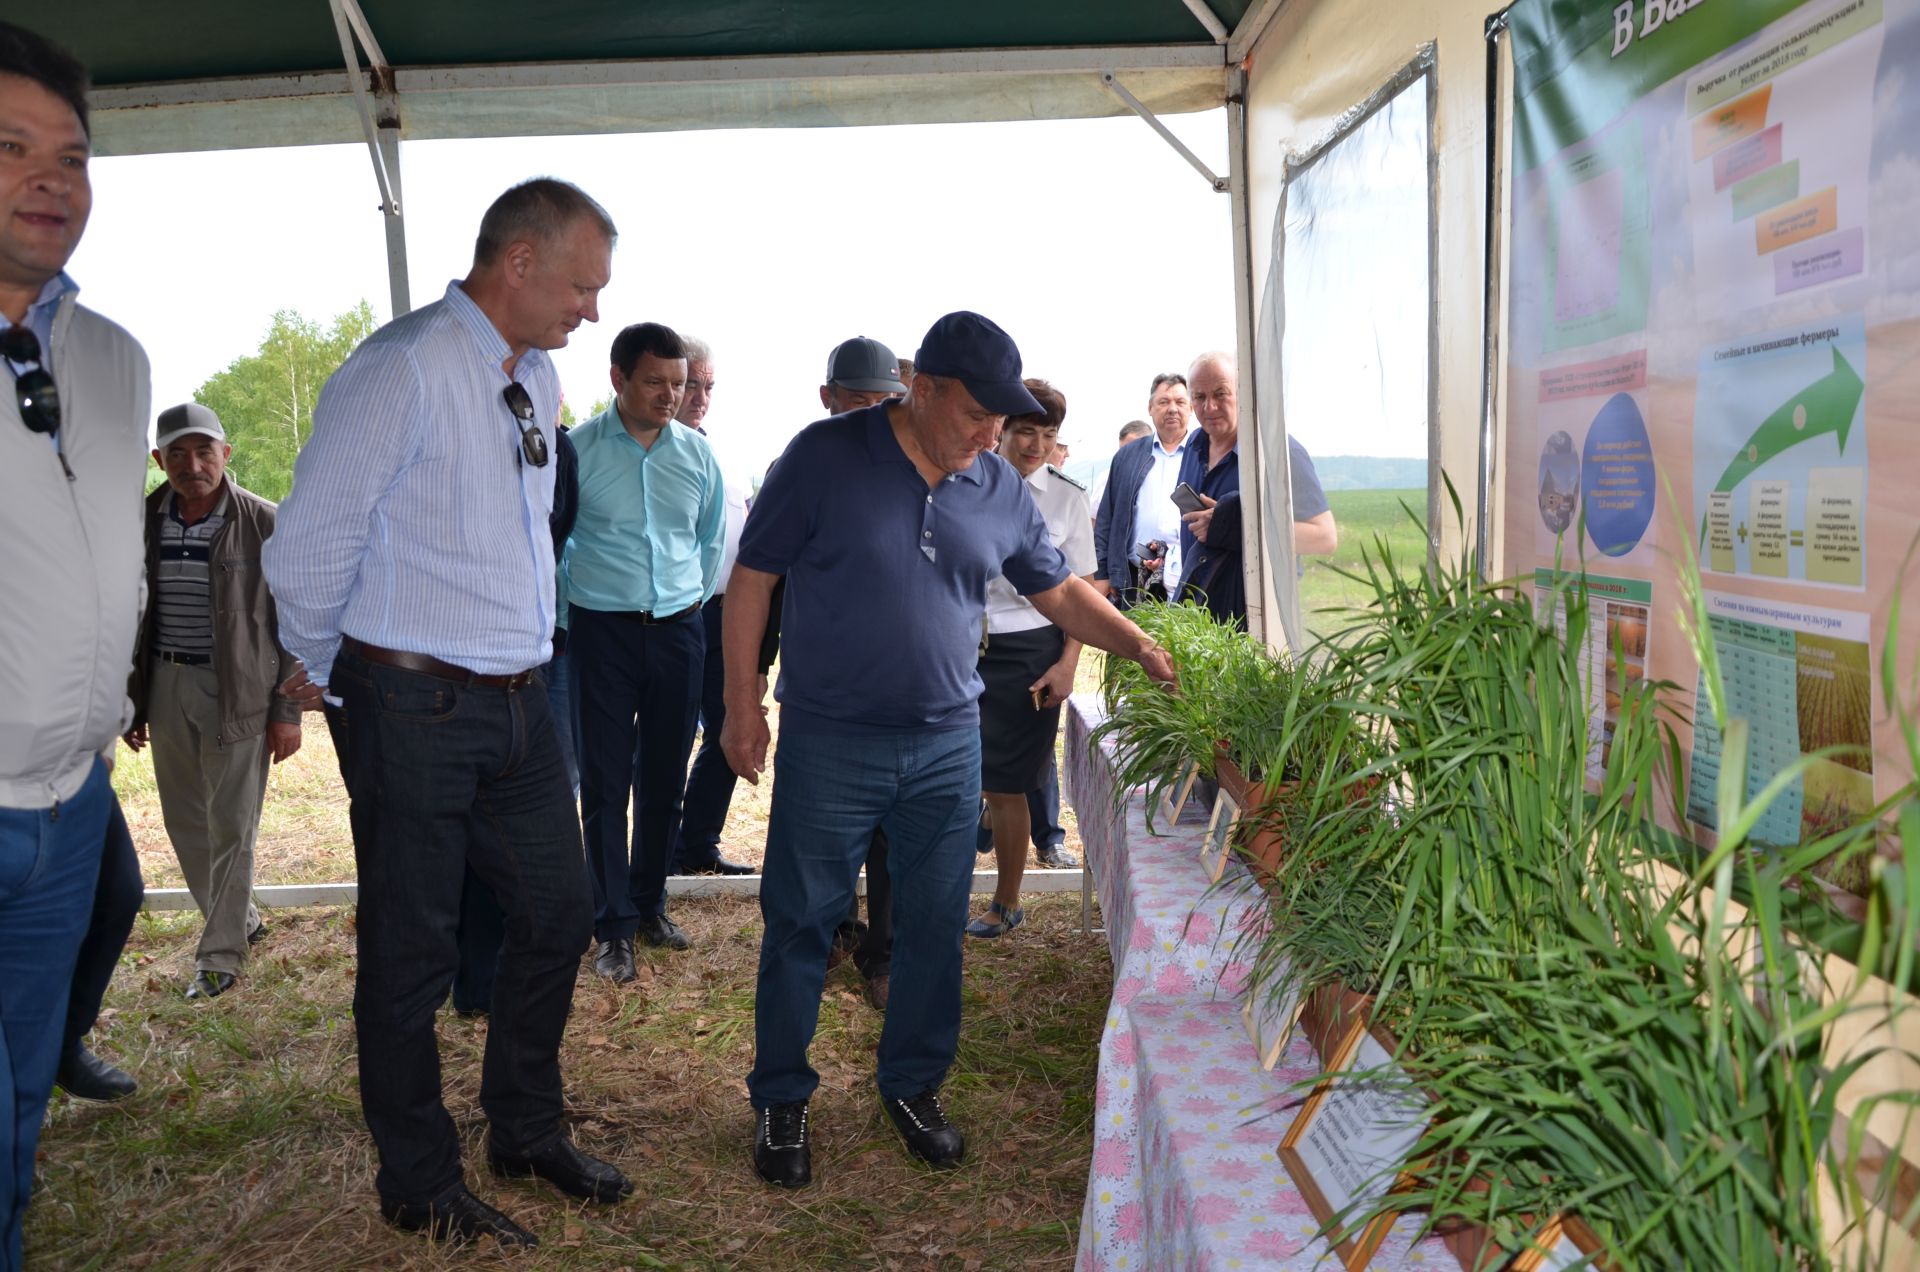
[1296,487,1429,643]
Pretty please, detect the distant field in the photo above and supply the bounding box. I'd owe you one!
[1296,487,1429,643]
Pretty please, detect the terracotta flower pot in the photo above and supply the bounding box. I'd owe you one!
[1297,978,1375,1067]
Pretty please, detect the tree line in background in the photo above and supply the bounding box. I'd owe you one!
[166,302,609,504]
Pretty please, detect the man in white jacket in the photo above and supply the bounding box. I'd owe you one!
[0,23,149,1272]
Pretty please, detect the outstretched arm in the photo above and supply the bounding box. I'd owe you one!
[1027,575,1174,684]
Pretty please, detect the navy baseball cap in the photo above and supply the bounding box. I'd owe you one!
[914,311,1044,417]
[825,336,908,393]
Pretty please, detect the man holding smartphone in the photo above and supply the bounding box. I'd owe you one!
[1174,352,1247,626]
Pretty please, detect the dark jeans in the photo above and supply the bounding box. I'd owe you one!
[546,644,580,797]
[837,829,892,979]
[1,758,110,1269]
[1029,753,1064,849]
[571,606,703,942]
[63,795,144,1056]
[326,699,516,1019]
[749,727,979,1109]
[330,650,592,1206]
[672,595,734,872]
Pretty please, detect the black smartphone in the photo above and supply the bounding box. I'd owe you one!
[1170,482,1207,514]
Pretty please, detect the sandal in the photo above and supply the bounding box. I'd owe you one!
[965,900,1025,939]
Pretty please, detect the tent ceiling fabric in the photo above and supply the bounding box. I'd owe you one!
[37,1,1245,155]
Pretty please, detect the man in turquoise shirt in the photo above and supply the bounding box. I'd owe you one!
[563,322,726,980]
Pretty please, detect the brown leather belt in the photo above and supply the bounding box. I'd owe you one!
[339,636,539,690]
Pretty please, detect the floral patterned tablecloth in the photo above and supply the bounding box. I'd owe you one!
[1062,694,1266,998]
[1065,695,1448,1271]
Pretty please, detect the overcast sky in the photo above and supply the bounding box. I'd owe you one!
[70,109,1249,480]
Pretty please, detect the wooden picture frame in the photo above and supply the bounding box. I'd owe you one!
[1508,1214,1610,1272]
[1201,787,1241,882]
[1157,760,1201,828]
[1241,977,1303,1070]
[1277,1017,1429,1269]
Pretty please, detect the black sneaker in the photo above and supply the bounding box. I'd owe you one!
[881,1089,964,1169]
[753,1102,812,1187]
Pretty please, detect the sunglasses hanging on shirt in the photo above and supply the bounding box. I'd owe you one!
[1,326,61,438]
[502,382,550,468]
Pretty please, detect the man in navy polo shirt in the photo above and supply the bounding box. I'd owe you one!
[719,311,1175,1188]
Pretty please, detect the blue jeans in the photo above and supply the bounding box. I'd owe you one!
[1029,753,1064,850]
[749,728,980,1109]
[331,651,592,1206]
[671,596,733,871]
[1,758,110,1272]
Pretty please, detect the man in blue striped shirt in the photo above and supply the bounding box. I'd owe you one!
[563,322,726,979]
[264,178,628,1250]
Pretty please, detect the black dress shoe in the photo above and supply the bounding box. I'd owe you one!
[862,972,890,1012]
[752,1102,812,1188]
[186,970,236,1000]
[380,1184,538,1248]
[636,915,690,951]
[882,1089,965,1169]
[490,1136,632,1203]
[247,920,269,945]
[682,855,754,876]
[594,938,636,983]
[57,1045,138,1101]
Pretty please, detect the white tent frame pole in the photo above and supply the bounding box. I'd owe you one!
[326,0,398,215]
[1225,64,1266,644]
[325,0,409,317]
[1179,0,1232,43]
[1101,71,1230,191]
[1225,0,1287,63]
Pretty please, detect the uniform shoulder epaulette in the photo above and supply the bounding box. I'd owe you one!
[1047,464,1087,491]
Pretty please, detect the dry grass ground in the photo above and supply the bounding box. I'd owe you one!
[31,660,1112,1271]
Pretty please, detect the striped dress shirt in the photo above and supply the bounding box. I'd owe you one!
[263,281,559,686]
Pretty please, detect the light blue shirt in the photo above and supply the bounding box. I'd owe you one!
[562,407,726,616]
[2,272,77,452]
[263,281,559,685]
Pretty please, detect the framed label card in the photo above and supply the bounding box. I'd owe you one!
[1241,977,1303,1070]
[1510,1214,1610,1272]
[1201,787,1241,882]
[1157,760,1201,828]
[1277,1018,1429,1269]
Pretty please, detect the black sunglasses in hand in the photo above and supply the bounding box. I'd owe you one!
[501,382,550,468]
[1,326,60,438]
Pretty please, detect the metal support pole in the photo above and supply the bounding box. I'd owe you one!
[1225,66,1267,644]
[1179,0,1231,43]
[1102,71,1230,192]
[327,0,398,216]
[378,123,410,317]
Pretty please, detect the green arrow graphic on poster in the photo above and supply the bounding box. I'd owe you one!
[1697,347,1864,541]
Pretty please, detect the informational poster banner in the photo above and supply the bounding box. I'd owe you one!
[1684,592,1875,864]
[1504,0,1920,887]
[1536,570,1654,781]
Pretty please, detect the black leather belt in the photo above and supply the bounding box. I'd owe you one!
[627,603,701,626]
[156,650,211,666]
[339,636,539,689]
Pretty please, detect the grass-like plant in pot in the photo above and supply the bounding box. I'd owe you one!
[1094,598,1269,827]
[1253,521,1919,1270]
